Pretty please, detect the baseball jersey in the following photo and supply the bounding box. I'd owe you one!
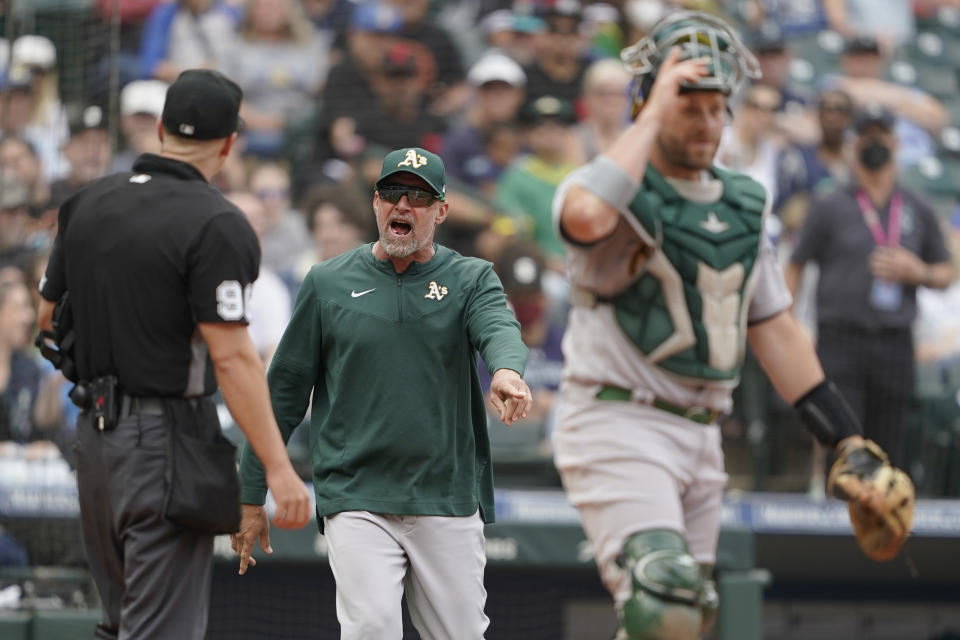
[41,153,260,396]
[552,161,792,412]
[238,244,528,528]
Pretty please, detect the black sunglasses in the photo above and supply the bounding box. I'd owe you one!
[377,185,437,207]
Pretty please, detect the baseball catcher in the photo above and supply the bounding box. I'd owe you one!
[549,9,915,640]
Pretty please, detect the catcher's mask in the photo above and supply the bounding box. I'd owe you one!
[621,10,761,118]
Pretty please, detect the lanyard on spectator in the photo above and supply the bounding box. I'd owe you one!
[855,191,902,247]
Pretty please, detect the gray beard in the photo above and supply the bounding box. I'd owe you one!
[380,233,418,258]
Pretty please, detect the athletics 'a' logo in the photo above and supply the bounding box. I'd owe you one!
[424,281,448,301]
[397,149,428,169]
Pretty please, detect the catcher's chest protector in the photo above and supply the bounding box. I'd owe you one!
[614,165,766,381]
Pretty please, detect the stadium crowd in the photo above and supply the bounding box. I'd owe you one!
[3,0,960,569]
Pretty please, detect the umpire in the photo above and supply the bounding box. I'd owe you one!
[37,69,311,639]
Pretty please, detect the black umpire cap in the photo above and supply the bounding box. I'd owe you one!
[161,69,243,140]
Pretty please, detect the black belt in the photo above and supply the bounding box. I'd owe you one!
[119,395,166,418]
[595,385,720,425]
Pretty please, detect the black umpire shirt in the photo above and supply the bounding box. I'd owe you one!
[40,153,260,397]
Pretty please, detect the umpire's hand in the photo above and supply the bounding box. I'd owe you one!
[231,504,272,575]
[489,368,533,426]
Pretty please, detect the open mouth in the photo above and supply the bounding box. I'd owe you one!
[390,220,412,236]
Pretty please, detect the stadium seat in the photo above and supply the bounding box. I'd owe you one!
[789,30,843,80]
[900,156,960,218]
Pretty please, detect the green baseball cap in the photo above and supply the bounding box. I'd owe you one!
[376,147,447,201]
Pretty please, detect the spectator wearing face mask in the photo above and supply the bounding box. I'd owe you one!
[786,103,955,472]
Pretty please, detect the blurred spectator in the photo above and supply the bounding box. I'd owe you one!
[444,52,527,190]
[0,67,68,186]
[622,0,666,43]
[523,0,591,107]
[718,84,784,204]
[786,104,955,469]
[0,137,52,219]
[482,240,564,458]
[302,0,354,35]
[248,161,311,273]
[138,0,239,82]
[218,0,331,157]
[738,0,827,37]
[481,8,545,66]
[226,191,292,366]
[352,42,448,154]
[775,88,854,231]
[112,79,167,172]
[288,183,376,286]
[92,0,164,98]
[480,122,524,196]
[823,0,915,50]
[385,0,468,116]
[915,210,960,365]
[313,1,404,166]
[581,2,624,59]
[0,175,43,271]
[748,22,818,146]
[0,525,29,566]
[49,106,111,207]
[495,95,578,265]
[826,34,948,166]
[10,35,70,181]
[569,57,630,164]
[0,279,66,457]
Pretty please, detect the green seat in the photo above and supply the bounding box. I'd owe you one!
[913,63,959,99]
[0,613,30,640]
[790,30,842,79]
[901,156,960,218]
[31,610,101,640]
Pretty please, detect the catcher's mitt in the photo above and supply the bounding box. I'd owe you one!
[827,438,915,562]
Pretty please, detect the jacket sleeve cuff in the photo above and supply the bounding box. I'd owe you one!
[240,486,268,505]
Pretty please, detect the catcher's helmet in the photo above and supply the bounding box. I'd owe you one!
[621,10,761,117]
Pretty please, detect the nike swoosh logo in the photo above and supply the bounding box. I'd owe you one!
[351,288,376,298]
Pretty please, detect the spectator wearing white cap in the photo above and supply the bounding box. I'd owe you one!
[9,35,70,182]
[112,79,168,172]
[443,52,527,193]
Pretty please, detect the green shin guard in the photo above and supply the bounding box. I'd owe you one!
[617,530,708,640]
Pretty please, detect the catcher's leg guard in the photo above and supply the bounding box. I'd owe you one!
[616,530,710,640]
[699,565,719,634]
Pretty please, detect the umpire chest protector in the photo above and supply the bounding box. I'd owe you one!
[613,165,766,382]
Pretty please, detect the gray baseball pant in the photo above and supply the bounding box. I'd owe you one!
[323,509,489,639]
[75,409,214,639]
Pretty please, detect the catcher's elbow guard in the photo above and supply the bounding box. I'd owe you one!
[794,380,861,447]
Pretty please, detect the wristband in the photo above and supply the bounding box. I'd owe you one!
[577,155,640,213]
[793,380,862,447]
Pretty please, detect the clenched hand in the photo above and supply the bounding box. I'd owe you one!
[489,368,533,426]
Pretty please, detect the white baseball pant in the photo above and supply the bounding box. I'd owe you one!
[553,392,727,604]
